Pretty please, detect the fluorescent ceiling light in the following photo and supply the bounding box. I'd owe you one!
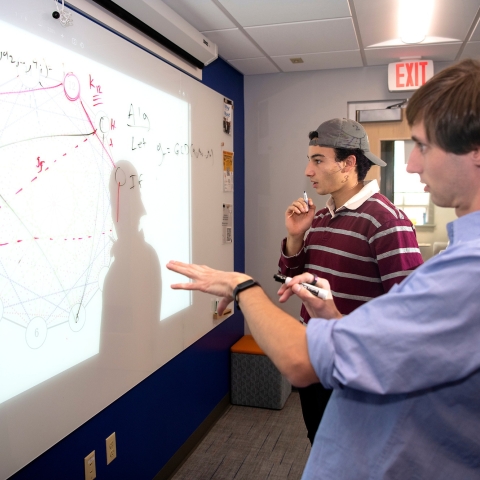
[399,0,434,44]
[368,36,459,48]
[367,0,459,48]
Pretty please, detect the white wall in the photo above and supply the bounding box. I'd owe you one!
[244,62,453,321]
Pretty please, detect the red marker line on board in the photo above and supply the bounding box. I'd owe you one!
[0,82,62,96]
[79,100,115,167]
[17,137,89,195]
[0,236,95,245]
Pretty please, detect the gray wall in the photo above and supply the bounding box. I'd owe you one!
[244,63,454,321]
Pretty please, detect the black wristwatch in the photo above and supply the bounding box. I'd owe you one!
[233,279,261,310]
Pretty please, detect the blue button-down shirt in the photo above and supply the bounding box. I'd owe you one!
[304,211,480,479]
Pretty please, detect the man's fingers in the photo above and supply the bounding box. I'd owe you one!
[278,272,324,303]
[290,272,314,285]
[278,286,295,303]
[167,260,207,281]
[166,260,191,275]
[171,282,197,290]
[292,283,316,300]
[292,284,328,312]
[287,198,310,216]
[217,297,232,315]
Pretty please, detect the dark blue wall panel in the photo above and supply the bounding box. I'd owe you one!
[203,60,245,273]
[9,57,244,480]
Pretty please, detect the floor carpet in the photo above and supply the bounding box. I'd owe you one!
[170,390,311,480]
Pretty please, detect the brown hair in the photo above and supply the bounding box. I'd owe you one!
[406,58,480,155]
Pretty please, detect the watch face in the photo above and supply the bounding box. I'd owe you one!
[235,279,256,294]
[234,280,259,310]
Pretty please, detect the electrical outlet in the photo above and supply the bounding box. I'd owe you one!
[84,451,96,480]
[106,432,117,465]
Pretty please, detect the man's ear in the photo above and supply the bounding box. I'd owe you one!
[471,147,480,167]
[342,154,357,172]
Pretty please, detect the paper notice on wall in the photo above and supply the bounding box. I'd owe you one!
[223,98,233,135]
[223,150,234,192]
[222,203,233,244]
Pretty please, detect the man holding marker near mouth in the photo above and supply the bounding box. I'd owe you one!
[168,58,480,479]
[279,117,424,444]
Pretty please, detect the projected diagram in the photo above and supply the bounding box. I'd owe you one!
[0,19,193,404]
[0,56,114,403]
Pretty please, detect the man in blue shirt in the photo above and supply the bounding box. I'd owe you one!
[167,58,480,479]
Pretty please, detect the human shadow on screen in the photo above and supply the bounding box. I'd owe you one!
[100,160,161,373]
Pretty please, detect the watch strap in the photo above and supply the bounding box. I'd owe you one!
[233,279,261,310]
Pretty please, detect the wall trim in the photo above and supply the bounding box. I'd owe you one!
[154,393,231,480]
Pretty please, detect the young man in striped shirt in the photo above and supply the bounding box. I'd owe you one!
[279,118,424,444]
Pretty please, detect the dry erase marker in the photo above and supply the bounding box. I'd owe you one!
[287,192,309,218]
[303,191,309,210]
[273,273,328,300]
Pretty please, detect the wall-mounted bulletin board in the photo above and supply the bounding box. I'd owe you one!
[0,1,234,477]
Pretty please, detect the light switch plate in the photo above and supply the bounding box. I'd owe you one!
[84,451,96,480]
[106,432,117,465]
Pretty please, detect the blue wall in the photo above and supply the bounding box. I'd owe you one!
[9,57,245,480]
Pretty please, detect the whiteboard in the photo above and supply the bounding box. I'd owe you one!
[0,2,233,477]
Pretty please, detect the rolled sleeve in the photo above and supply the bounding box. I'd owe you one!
[279,237,306,273]
[306,318,339,389]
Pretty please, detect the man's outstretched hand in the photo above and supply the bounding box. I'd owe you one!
[167,260,251,315]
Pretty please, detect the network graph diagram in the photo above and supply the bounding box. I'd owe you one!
[0,48,115,404]
[0,20,192,404]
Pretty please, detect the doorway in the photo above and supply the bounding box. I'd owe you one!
[359,109,455,261]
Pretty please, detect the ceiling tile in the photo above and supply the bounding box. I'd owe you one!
[354,0,480,48]
[365,43,462,66]
[245,18,358,56]
[118,0,480,75]
[470,17,480,41]
[460,41,480,58]
[427,0,480,40]
[272,50,363,72]
[160,0,235,31]
[217,0,351,27]
[202,29,265,60]
[228,57,281,75]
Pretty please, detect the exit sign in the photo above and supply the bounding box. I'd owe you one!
[388,60,434,91]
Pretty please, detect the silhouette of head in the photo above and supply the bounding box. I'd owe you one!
[109,160,146,238]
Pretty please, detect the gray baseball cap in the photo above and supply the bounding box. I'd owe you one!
[309,118,387,167]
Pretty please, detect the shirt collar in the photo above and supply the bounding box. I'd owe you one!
[447,210,480,245]
[326,180,380,217]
